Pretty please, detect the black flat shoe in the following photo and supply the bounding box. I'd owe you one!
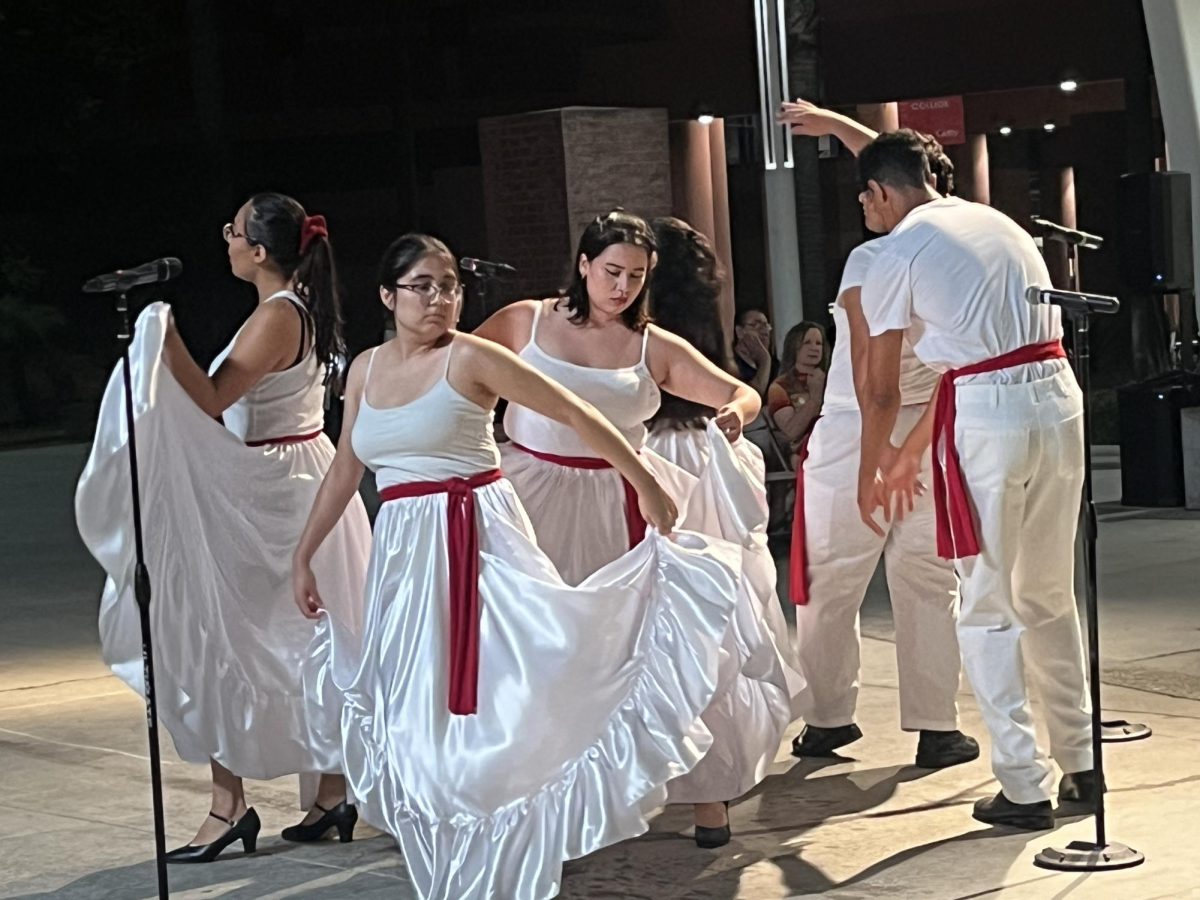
[281,800,358,843]
[915,729,981,769]
[791,723,863,758]
[166,808,260,863]
[971,791,1053,830]
[694,801,730,849]
[1059,769,1106,806]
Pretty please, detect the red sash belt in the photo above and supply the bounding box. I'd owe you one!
[509,442,646,549]
[245,429,323,448]
[789,426,817,606]
[931,340,1066,559]
[378,468,503,715]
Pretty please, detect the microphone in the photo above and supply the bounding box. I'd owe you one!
[1025,285,1120,315]
[460,256,517,277]
[1030,217,1104,250]
[83,257,182,294]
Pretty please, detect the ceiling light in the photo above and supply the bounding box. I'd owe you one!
[697,113,715,125]
[1044,121,1057,133]
[1060,79,1079,92]
[999,125,1013,136]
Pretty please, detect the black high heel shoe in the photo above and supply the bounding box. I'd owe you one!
[166,808,260,863]
[281,800,358,843]
[694,801,731,849]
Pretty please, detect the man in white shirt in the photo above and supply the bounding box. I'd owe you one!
[788,125,977,772]
[856,130,1095,830]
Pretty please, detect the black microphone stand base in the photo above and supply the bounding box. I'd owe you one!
[1100,719,1153,742]
[1034,840,1145,872]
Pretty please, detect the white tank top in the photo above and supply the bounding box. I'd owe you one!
[351,339,501,488]
[504,300,661,456]
[211,290,326,443]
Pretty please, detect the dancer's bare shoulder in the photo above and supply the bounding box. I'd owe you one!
[473,298,542,350]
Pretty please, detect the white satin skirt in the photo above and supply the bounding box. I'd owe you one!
[75,303,371,780]
[646,422,803,803]
[498,442,696,586]
[327,477,739,900]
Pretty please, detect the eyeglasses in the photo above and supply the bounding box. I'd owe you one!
[393,282,463,306]
[222,222,255,244]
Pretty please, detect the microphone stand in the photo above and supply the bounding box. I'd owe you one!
[1034,221,1152,745]
[114,290,171,898]
[1031,288,1144,873]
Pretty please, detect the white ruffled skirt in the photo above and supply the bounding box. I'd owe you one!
[504,424,802,805]
[327,477,739,900]
[647,422,804,802]
[75,303,371,779]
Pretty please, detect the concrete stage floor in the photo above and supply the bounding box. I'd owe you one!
[2,444,1199,899]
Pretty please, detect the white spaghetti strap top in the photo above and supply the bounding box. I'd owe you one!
[210,289,326,443]
[352,340,500,487]
[504,300,660,456]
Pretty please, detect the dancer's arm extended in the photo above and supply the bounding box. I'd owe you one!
[649,326,762,441]
[778,100,878,156]
[454,333,678,534]
[163,299,303,417]
[858,330,904,536]
[292,351,369,619]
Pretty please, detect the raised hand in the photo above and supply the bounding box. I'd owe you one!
[778,99,840,137]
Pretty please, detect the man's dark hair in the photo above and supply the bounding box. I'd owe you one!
[858,129,932,192]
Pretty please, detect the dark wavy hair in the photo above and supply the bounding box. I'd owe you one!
[647,216,730,430]
[243,192,344,367]
[556,209,656,331]
[376,233,457,287]
[917,132,955,196]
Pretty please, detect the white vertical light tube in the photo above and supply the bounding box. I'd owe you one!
[775,0,795,168]
[753,0,777,169]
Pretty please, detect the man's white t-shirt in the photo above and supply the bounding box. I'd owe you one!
[860,197,1065,383]
[823,239,940,413]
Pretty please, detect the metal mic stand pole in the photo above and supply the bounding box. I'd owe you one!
[115,291,170,898]
[1034,298,1144,873]
[1063,241,1152,745]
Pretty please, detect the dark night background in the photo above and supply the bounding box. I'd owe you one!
[0,0,1172,443]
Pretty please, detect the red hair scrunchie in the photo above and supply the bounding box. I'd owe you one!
[299,214,329,255]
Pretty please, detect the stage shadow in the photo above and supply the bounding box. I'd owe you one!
[10,833,417,900]
[559,758,953,899]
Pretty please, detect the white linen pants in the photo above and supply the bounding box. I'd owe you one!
[953,366,1092,803]
[795,405,962,732]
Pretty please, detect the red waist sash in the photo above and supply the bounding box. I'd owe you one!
[509,442,647,549]
[245,429,323,448]
[931,340,1066,559]
[378,468,504,715]
[789,425,817,605]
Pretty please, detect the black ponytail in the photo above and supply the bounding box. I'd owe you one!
[244,192,345,368]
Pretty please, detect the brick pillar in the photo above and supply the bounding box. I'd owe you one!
[479,107,672,299]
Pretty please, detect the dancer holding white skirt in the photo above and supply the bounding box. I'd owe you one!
[293,234,741,900]
[75,193,372,861]
[476,210,795,847]
[643,216,803,843]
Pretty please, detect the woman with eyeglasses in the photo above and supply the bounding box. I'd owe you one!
[474,210,766,845]
[292,233,740,900]
[76,192,372,862]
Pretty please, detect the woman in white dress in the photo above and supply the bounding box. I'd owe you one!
[643,216,803,844]
[475,210,797,846]
[75,193,372,861]
[292,234,741,900]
